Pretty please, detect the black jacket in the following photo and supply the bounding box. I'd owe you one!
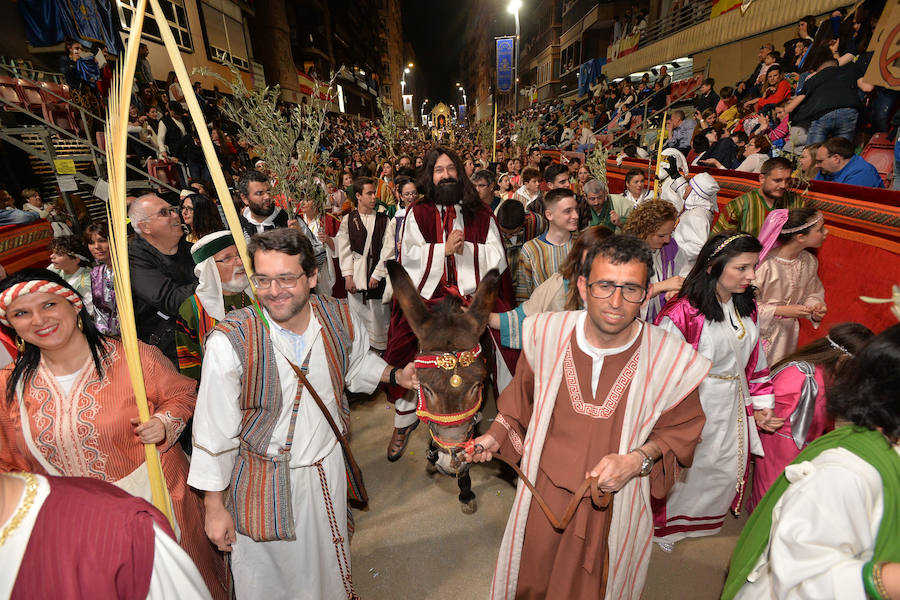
[128,236,198,364]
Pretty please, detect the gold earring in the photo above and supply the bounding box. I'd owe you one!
[77,315,83,331]
[15,336,25,353]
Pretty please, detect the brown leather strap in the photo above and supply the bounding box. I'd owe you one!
[489,452,611,531]
[286,360,361,472]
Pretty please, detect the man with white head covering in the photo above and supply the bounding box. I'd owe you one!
[657,155,721,275]
[176,231,253,380]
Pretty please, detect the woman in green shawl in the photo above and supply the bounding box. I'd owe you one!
[723,323,900,599]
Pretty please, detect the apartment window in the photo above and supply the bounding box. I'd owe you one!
[117,0,193,52]
[199,1,250,70]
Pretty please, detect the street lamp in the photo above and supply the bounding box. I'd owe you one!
[508,0,521,112]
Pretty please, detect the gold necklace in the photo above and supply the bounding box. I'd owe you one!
[0,472,39,547]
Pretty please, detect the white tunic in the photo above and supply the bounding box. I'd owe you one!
[736,446,899,599]
[655,299,774,543]
[187,306,386,600]
[335,212,391,350]
[0,473,210,600]
[399,204,508,300]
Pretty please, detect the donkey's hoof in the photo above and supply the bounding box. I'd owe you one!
[425,461,438,475]
[461,499,478,514]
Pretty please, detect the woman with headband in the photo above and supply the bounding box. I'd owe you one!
[747,322,874,512]
[0,269,227,598]
[652,231,780,552]
[754,207,828,364]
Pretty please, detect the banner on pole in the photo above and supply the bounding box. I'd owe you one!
[497,37,514,93]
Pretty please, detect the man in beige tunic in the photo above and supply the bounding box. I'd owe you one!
[469,234,709,600]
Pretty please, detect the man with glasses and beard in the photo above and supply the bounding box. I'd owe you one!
[467,235,708,600]
[382,146,518,461]
[175,231,253,381]
[188,228,416,600]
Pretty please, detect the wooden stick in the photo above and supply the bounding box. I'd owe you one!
[492,101,498,162]
[103,0,175,526]
[147,0,256,292]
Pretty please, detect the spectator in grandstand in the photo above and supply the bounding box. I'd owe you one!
[663,110,696,156]
[795,142,821,181]
[814,137,884,188]
[574,121,598,152]
[20,188,72,237]
[735,135,773,173]
[157,101,188,158]
[785,55,863,146]
[755,50,781,87]
[716,86,737,115]
[656,65,672,91]
[711,157,804,236]
[736,43,774,98]
[696,125,741,170]
[745,65,792,114]
[694,79,720,114]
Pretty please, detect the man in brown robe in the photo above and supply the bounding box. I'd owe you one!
[469,235,709,599]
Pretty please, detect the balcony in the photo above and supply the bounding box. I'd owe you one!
[639,0,712,47]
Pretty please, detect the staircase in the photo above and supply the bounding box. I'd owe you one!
[0,61,185,229]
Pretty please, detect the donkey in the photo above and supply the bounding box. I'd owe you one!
[387,260,499,514]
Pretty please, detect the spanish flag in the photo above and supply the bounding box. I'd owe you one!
[710,0,741,18]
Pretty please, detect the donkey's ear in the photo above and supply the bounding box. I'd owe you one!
[387,260,430,339]
[466,268,500,332]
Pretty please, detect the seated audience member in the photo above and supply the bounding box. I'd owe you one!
[814,137,884,188]
[735,135,773,173]
[794,142,821,180]
[694,78,720,114]
[663,110,697,156]
[717,86,738,115]
[744,65,792,114]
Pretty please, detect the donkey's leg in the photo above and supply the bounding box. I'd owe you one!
[425,438,439,475]
[458,470,477,514]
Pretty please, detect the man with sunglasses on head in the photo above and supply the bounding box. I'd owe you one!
[188,228,416,600]
[468,234,708,600]
[128,193,198,366]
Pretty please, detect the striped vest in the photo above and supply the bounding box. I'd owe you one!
[214,294,355,456]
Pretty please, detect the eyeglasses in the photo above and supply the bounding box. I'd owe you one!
[401,191,418,198]
[214,253,242,265]
[181,205,194,213]
[586,280,647,303]
[152,206,180,218]
[251,273,306,289]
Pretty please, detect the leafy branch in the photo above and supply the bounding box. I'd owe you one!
[377,96,408,160]
[513,117,539,158]
[586,144,609,187]
[192,65,339,216]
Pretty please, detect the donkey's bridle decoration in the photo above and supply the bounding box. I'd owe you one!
[414,343,483,426]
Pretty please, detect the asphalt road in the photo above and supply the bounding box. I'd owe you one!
[349,392,746,599]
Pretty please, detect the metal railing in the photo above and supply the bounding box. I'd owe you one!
[637,0,713,48]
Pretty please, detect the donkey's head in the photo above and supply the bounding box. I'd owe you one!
[388,260,498,474]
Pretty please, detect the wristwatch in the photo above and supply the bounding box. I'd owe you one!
[632,447,653,476]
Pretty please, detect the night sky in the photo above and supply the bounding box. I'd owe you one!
[402,0,475,108]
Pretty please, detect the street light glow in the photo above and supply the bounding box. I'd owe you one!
[408,62,414,68]
[507,0,521,14]
[404,68,410,74]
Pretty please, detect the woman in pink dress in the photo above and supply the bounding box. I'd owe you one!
[747,322,874,512]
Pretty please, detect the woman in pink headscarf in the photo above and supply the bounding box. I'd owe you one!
[754,208,828,365]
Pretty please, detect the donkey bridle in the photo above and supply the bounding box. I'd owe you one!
[413,342,611,530]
